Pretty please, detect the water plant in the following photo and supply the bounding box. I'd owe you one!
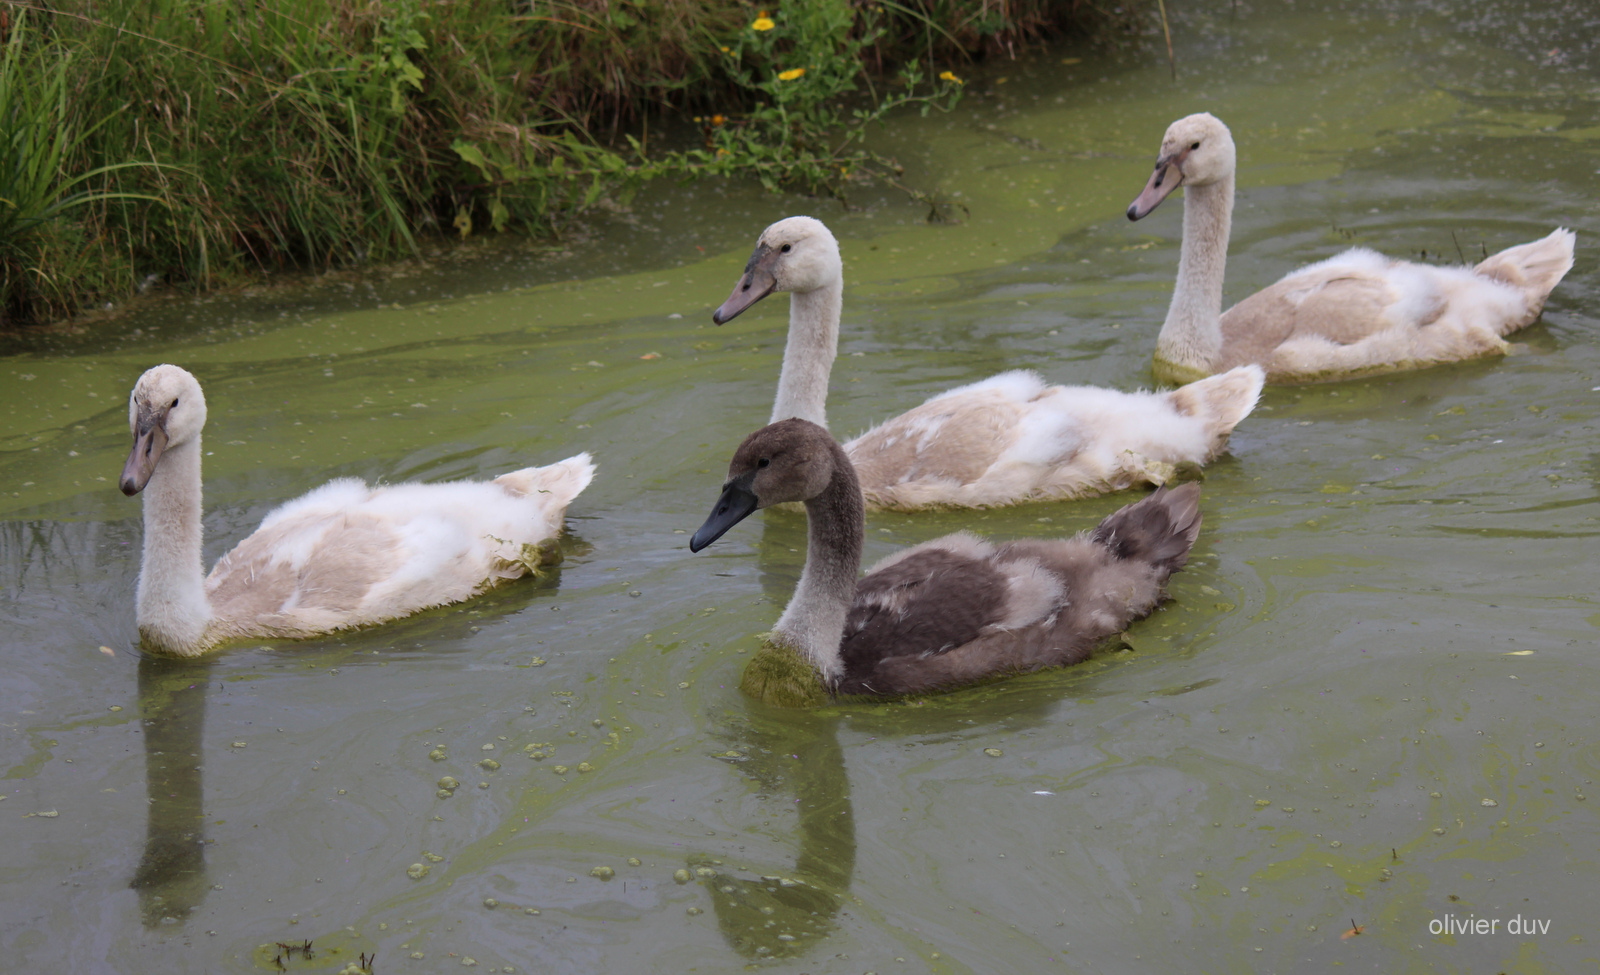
[449,0,966,226]
[691,0,966,197]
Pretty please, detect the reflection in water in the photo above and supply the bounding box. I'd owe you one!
[699,709,854,960]
[130,656,214,927]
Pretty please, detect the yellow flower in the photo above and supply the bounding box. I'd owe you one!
[777,67,806,81]
[720,45,731,52]
[939,70,964,85]
[751,16,775,30]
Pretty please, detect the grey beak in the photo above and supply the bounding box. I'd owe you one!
[712,243,779,324]
[120,412,170,496]
[690,475,760,552]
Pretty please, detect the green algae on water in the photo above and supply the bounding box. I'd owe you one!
[738,639,829,709]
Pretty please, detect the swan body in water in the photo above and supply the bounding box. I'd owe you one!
[712,216,1264,511]
[690,419,1203,707]
[121,364,595,656]
[1128,112,1576,384]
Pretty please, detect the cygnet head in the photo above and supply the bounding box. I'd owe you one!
[121,364,208,496]
[689,419,839,552]
[712,216,843,324]
[1126,113,1236,221]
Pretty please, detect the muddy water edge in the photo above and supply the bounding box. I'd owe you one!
[2,0,1598,971]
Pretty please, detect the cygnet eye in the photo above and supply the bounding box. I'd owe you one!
[171,398,180,408]
[780,243,791,253]
[757,457,770,468]
[1190,141,1200,150]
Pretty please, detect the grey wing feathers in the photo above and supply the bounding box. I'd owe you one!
[840,549,1008,677]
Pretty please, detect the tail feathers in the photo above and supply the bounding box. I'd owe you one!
[494,452,597,504]
[1167,364,1265,435]
[1474,228,1575,325]
[1090,482,1203,575]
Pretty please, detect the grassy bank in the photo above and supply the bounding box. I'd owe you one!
[0,0,1129,327]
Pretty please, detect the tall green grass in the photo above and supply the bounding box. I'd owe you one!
[3,0,1125,327]
[0,10,172,323]
[77,0,448,274]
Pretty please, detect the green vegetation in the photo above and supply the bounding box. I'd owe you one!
[0,10,171,323]
[0,0,1125,326]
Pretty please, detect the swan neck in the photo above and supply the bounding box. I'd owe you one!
[771,280,841,428]
[773,443,862,682]
[136,436,214,654]
[1159,175,1233,371]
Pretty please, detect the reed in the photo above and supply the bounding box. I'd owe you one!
[3,0,1124,327]
[0,10,171,323]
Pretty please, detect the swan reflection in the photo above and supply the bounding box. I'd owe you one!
[130,655,214,927]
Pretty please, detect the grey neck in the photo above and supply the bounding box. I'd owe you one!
[772,440,863,683]
[770,281,841,428]
[1157,174,1234,370]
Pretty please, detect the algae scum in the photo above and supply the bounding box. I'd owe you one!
[3,1,1599,971]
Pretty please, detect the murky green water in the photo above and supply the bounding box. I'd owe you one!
[4,1,1598,971]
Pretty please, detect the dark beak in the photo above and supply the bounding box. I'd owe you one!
[120,411,170,496]
[712,243,779,325]
[1127,156,1185,221]
[690,475,761,552]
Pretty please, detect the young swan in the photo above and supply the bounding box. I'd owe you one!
[1128,112,1576,384]
[711,216,1264,511]
[690,419,1203,707]
[120,364,596,656]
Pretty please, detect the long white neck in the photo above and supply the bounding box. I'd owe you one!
[1156,175,1234,371]
[135,436,214,655]
[770,280,841,428]
[773,445,862,683]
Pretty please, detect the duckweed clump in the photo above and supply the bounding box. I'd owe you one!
[739,641,829,708]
